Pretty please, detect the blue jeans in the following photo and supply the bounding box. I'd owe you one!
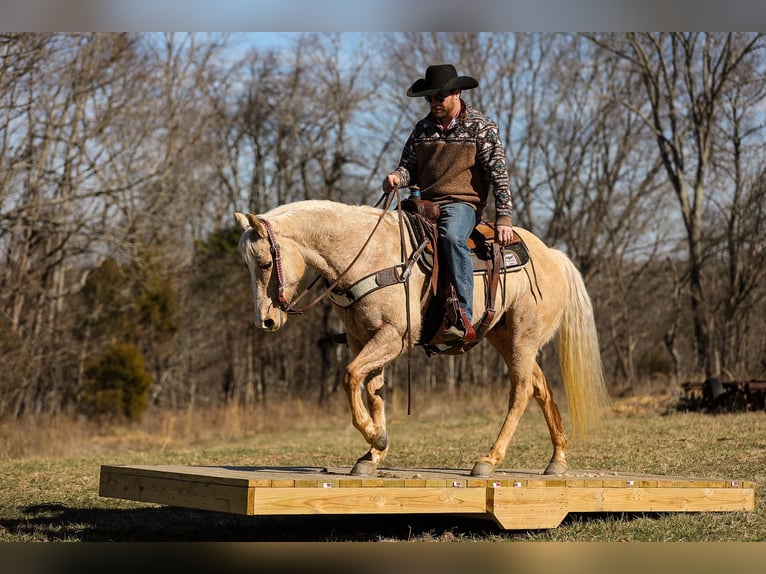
[437,202,480,324]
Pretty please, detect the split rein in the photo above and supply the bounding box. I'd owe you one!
[255,190,419,414]
[256,190,406,316]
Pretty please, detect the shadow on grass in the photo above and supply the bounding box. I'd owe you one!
[2,502,517,542]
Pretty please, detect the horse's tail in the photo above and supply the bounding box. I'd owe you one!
[555,251,610,441]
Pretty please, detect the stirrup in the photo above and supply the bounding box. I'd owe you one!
[455,308,477,344]
[441,323,466,344]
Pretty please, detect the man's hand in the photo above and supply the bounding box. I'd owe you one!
[495,224,514,247]
[383,173,401,194]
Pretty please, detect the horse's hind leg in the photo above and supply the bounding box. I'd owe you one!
[531,361,569,475]
[471,336,536,477]
[472,331,570,477]
[471,375,534,476]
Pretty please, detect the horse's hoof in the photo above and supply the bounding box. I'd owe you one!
[371,431,388,451]
[543,461,568,475]
[470,461,495,477]
[350,460,378,476]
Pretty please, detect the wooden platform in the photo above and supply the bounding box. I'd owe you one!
[99,465,757,530]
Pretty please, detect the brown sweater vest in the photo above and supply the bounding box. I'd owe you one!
[414,141,488,211]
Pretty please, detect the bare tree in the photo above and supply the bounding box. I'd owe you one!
[705,57,766,376]
[4,32,766,419]
[0,33,148,414]
[586,32,766,377]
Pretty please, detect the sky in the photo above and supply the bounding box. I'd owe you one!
[2,0,766,31]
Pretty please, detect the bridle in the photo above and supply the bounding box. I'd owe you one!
[256,217,298,314]
[254,194,417,413]
[254,191,398,317]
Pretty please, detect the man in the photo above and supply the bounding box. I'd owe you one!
[383,64,513,343]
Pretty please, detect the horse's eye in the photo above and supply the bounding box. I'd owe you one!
[259,261,272,271]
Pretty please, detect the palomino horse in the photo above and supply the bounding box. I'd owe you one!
[234,199,609,477]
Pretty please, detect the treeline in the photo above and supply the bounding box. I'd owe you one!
[1,32,765,420]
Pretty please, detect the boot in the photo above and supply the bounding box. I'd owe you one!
[441,323,466,344]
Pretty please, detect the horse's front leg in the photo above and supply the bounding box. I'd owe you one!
[343,326,403,476]
[348,370,388,476]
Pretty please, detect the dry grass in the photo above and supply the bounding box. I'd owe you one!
[1,387,764,543]
[0,385,512,462]
[0,398,347,462]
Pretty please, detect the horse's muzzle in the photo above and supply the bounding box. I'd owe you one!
[255,310,283,332]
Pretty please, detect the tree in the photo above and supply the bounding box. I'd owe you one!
[587,32,766,377]
[81,341,153,420]
[0,33,146,415]
[3,32,766,420]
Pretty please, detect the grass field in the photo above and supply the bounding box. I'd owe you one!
[1,389,764,543]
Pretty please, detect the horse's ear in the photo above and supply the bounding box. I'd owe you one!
[246,213,263,232]
[234,212,250,231]
[234,212,267,237]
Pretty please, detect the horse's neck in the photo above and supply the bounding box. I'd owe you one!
[278,207,390,281]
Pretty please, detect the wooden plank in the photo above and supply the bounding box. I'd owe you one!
[563,486,756,513]
[99,467,252,514]
[293,478,340,488]
[251,487,487,516]
[528,478,567,488]
[488,485,756,530]
[487,484,569,530]
[100,464,257,486]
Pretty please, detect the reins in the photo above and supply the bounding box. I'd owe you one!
[255,193,529,419]
[393,190,415,415]
[257,188,420,415]
[257,191,398,316]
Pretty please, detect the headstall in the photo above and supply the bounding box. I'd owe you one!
[254,192,397,317]
[256,217,299,314]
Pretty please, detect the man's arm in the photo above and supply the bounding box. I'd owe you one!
[476,116,513,243]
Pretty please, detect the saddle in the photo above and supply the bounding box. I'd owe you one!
[401,198,529,354]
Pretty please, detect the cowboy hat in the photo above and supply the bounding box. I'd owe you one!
[406,64,479,97]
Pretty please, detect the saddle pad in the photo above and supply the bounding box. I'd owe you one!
[402,211,529,274]
[471,239,529,273]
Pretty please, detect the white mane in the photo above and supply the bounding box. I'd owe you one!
[263,199,396,227]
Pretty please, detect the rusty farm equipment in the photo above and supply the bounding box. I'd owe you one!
[678,377,766,412]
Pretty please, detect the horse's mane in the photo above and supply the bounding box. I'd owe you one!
[264,199,394,225]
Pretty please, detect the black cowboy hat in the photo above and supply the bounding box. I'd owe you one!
[406,64,479,97]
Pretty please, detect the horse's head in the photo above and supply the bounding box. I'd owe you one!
[235,211,306,331]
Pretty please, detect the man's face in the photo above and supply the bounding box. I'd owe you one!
[425,90,460,121]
